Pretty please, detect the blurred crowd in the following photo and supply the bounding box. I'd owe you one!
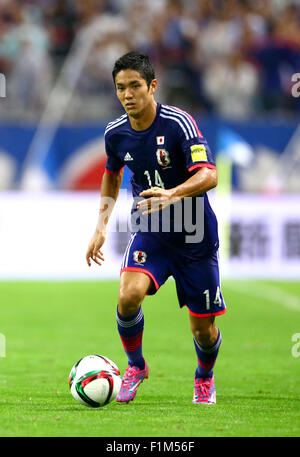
[0,0,299,120]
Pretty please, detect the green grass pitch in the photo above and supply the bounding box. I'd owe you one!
[0,279,299,437]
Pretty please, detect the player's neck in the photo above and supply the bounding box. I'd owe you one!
[128,101,158,131]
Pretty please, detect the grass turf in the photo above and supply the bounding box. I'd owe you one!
[0,279,299,437]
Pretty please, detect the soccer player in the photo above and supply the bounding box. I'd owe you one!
[86,52,226,405]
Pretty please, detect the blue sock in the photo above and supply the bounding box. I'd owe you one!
[194,329,222,379]
[116,307,145,370]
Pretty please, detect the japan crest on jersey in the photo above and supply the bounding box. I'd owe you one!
[156,148,171,167]
[133,251,147,264]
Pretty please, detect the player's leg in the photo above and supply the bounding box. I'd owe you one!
[190,314,222,404]
[115,271,152,403]
[190,314,222,405]
[190,314,219,348]
[117,270,151,369]
[172,251,226,404]
[116,232,170,403]
[190,315,222,405]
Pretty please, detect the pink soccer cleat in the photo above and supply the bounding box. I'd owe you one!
[116,364,149,403]
[193,375,216,404]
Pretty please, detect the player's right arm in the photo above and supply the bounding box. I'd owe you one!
[86,168,124,267]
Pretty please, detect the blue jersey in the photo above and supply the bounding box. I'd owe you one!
[104,103,219,258]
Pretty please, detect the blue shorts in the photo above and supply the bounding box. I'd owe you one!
[120,232,226,318]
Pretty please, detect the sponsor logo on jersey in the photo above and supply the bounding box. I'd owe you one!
[133,251,147,264]
[124,152,133,161]
[156,136,165,145]
[190,144,207,162]
[156,149,171,167]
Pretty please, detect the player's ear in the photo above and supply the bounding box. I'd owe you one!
[149,79,157,95]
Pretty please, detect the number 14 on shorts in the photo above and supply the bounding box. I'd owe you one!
[204,286,222,310]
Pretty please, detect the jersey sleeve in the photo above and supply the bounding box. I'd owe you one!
[104,134,124,175]
[176,118,216,173]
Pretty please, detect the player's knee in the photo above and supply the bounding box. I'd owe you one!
[191,319,216,347]
[118,283,145,316]
[194,328,215,347]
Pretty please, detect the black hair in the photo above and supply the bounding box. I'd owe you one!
[112,51,156,87]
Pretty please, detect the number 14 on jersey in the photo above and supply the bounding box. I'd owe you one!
[144,170,165,189]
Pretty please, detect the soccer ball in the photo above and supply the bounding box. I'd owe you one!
[69,355,122,407]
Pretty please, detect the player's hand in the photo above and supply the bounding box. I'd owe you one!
[137,187,179,214]
[86,231,106,267]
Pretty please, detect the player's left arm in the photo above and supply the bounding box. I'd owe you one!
[137,167,217,214]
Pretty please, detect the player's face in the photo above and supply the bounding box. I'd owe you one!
[115,69,157,118]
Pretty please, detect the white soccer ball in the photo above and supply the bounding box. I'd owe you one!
[69,355,122,407]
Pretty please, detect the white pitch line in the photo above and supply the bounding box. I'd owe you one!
[224,281,300,312]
